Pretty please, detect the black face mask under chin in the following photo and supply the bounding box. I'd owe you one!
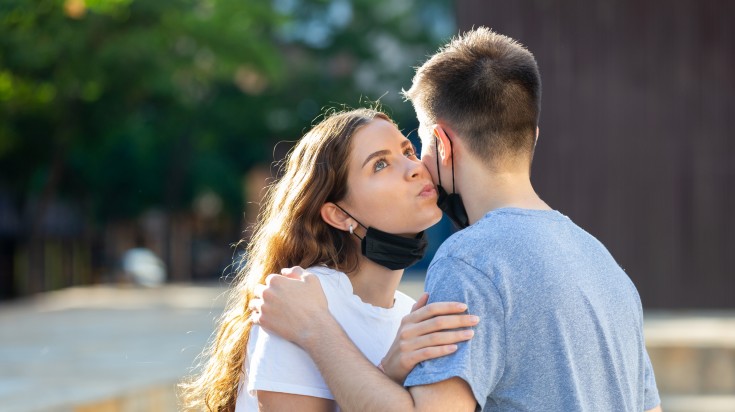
[335,205,428,270]
[435,135,470,229]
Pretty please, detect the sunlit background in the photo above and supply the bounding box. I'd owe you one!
[0,0,733,411]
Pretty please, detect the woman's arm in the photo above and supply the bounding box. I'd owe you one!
[252,269,479,384]
[257,391,336,412]
[251,272,478,412]
[379,292,479,383]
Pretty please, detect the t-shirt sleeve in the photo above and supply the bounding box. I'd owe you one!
[629,279,661,410]
[642,348,661,410]
[247,326,334,400]
[404,257,505,409]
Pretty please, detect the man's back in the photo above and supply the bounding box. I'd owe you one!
[405,207,660,411]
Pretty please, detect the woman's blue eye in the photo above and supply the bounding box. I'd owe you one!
[404,147,417,158]
[374,158,388,172]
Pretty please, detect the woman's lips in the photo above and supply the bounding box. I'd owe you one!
[419,183,437,197]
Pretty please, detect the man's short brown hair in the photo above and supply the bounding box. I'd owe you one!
[404,27,541,163]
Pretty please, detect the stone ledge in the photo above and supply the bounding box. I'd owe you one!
[660,394,735,412]
[2,283,734,412]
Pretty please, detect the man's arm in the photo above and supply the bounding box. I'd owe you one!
[257,391,335,412]
[380,291,478,383]
[252,272,477,412]
[299,309,476,412]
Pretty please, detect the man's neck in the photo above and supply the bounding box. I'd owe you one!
[457,160,551,225]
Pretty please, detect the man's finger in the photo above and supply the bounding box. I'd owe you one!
[253,283,266,299]
[249,311,261,324]
[303,272,323,286]
[265,273,279,285]
[249,297,263,313]
[281,266,305,278]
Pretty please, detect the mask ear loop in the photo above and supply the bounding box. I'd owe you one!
[435,129,456,193]
[334,204,365,240]
[447,137,456,194]
[434,132,443,188]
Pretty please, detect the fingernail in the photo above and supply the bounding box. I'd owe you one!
[469,315,480,323]
[456,303,467,310]
[449,344,458,351]
[463,329,474,338]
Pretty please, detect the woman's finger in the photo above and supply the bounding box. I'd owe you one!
[409,301,468,323]
[410,292,429,313]
[408,314,480,337]
[402,329,475,352]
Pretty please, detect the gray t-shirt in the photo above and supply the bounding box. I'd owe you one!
[404,208,660,411]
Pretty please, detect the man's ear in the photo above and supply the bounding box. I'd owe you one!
[432,124,454,167]
[320,202,352,232]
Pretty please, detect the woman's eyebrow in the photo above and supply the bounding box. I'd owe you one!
[361,140,413,168]
[362,150,390,168]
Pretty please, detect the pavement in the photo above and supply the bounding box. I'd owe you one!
[0,283,225,412]
[0,275,733,412]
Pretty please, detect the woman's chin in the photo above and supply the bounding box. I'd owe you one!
[415,212,443,233]
[427,208,444,227]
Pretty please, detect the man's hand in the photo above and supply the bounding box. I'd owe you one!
[380,293,479,384]
[250,266,330,347]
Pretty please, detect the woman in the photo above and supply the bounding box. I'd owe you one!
[180,108,476,411]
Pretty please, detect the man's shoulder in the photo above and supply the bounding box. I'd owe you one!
[429,218,512,273]
[424,253,498,300]
[433,221,500,257]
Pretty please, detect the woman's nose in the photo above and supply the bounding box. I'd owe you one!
[405,158,423,179]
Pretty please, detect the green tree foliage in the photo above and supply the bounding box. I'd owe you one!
[0,0,454,225]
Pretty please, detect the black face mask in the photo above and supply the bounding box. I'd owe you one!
[435,134,470,229]
[335,205,428,270]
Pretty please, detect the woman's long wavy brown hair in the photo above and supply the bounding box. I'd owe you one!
[179,108,391,411]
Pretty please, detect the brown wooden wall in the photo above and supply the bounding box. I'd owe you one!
[455,0,734,308]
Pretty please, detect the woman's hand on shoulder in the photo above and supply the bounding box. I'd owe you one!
[379,293,479,384]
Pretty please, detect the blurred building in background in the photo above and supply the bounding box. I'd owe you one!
[456,0,734,308]
[0,0,732,310]
[0,0,455,299]
[0,2,733,411]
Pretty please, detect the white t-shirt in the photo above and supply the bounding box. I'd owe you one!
[235,266,415,411]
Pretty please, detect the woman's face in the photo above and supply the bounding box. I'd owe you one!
[340,118,442,236]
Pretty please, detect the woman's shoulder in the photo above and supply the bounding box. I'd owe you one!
[302,265,355,301]
[305,266,414,318]
[303,265,347,288]
[393,290,416,313]
[303,264,343,277]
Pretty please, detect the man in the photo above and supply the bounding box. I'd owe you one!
[252,27,662,412]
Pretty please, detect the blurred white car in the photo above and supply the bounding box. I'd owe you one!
[121,248,166,287]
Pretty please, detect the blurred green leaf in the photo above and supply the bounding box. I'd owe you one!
[0,0,454,224]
